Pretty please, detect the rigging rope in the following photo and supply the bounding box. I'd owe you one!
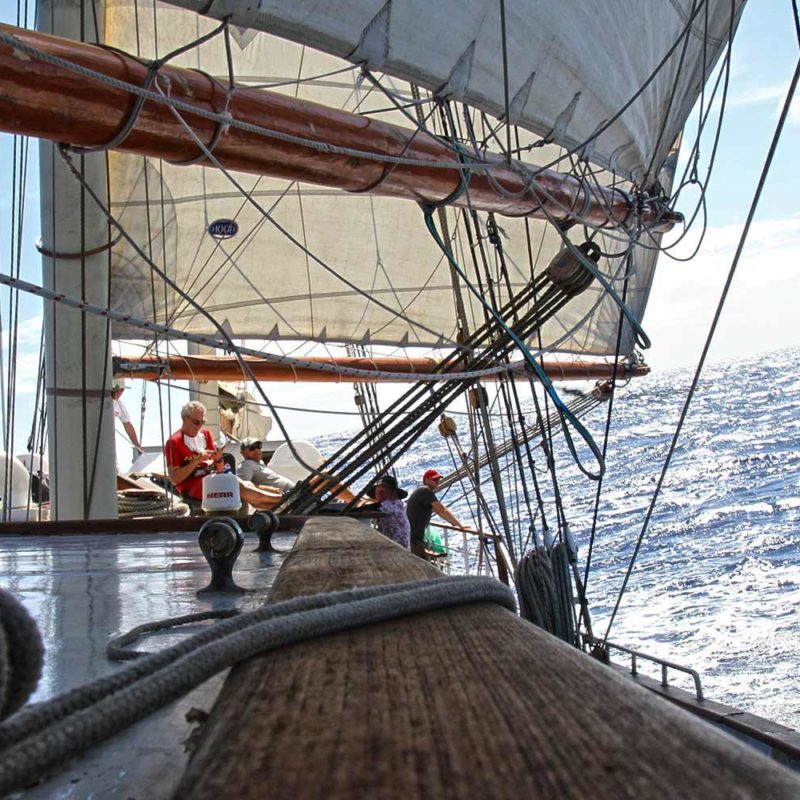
[603,51,800,643]
[515,544,576,645]
[422,208,606,481]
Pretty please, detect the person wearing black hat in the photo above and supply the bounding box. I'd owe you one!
[238,437,295,492]
[368,474,410,549]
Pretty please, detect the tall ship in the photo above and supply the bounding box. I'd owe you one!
[0,0,798,796]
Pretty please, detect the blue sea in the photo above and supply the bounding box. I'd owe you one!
[318,346,800,729]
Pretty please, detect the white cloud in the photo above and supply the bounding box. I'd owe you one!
[0,315,43,399]
[728,82,790,107]
[727,81,799,128]
[644,217,800,369]
[3,314,44,348]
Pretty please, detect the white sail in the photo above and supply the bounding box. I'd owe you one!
[103,0,731,356]
[161,0,744,185]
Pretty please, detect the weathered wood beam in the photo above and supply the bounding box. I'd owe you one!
[174,518,800,799]
[115,353,650,383]
[0,23,682,231]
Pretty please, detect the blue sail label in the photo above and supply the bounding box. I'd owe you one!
[208,219,239,239]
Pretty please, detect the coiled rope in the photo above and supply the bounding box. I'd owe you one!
[116,493,191,518]
[0,576,515,795]
[515,544,576,645]
[0,589,44,721]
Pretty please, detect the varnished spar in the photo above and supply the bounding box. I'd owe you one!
[115,353,651,383]
[0,23,681,231]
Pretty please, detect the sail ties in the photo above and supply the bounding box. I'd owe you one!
[0,576,515,795]
[421,140,474,210]
[66,19,233,157]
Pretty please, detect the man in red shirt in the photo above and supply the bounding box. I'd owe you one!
[165,401,282,508]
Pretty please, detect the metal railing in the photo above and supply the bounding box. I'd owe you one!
[592,638,705,701]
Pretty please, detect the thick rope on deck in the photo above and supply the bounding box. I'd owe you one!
[0,576,515,795]
[117,493,191,518]
[0,589,44,720]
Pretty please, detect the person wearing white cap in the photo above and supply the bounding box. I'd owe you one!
[112,380,142,454]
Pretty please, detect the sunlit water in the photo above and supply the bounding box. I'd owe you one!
[318,346,800,729]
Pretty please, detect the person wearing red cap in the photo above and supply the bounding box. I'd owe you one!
[406,468,463,559]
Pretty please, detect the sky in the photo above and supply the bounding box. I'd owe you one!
[0,0,798,453]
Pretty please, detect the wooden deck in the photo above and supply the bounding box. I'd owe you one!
[175,518,800,799]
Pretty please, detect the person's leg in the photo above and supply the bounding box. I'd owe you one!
[410,538,429,560]
[307,472,361,503]
[237,479,282,509]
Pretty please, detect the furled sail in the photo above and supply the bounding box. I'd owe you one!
[103,0,740,356]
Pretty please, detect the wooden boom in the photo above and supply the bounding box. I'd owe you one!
[173,519,800,799]
[115,353,650,383]
[0,23,682,231]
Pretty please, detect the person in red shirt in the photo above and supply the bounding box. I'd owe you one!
[165,401,282,509]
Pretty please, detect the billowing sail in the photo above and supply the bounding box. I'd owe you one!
[104,0,739,355]
[162,0,744,185]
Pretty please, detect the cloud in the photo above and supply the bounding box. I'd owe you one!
[645,216,800,368]
[1,314,43,349]
[727,80,800,127]
[0,316,43,402]
[728,82,790,107]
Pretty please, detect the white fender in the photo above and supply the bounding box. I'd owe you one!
[202,472,241,513]
[0,452,38,520]
[269,441,324,484]
[15,452,49,482]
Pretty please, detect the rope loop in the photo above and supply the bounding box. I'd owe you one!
[0,575,514,795]
[0,588,44,720]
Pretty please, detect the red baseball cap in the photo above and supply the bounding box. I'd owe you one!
[423,468,442,482]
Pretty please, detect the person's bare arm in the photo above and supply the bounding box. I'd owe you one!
[167,451,210,486]
[122,421,143,453]
[432,500,462,529]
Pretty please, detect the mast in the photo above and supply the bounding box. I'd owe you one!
[0,24,682,233]
[36,2,117,518]
[187,343,220,440]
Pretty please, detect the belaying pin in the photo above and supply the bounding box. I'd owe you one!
[197,517,246,594]
[248,509,280,552]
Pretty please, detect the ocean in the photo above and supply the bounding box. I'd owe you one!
[318,345,800,729]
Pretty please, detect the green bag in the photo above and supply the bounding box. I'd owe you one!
[423,526,447,555]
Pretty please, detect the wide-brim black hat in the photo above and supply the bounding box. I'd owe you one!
[366,474,408,499]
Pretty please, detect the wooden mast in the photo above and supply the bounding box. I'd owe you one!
[0,23,682,231]
[114,353,650,383]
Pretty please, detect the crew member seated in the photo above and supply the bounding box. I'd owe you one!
[237,437,295,493]
[164,402,282,510]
